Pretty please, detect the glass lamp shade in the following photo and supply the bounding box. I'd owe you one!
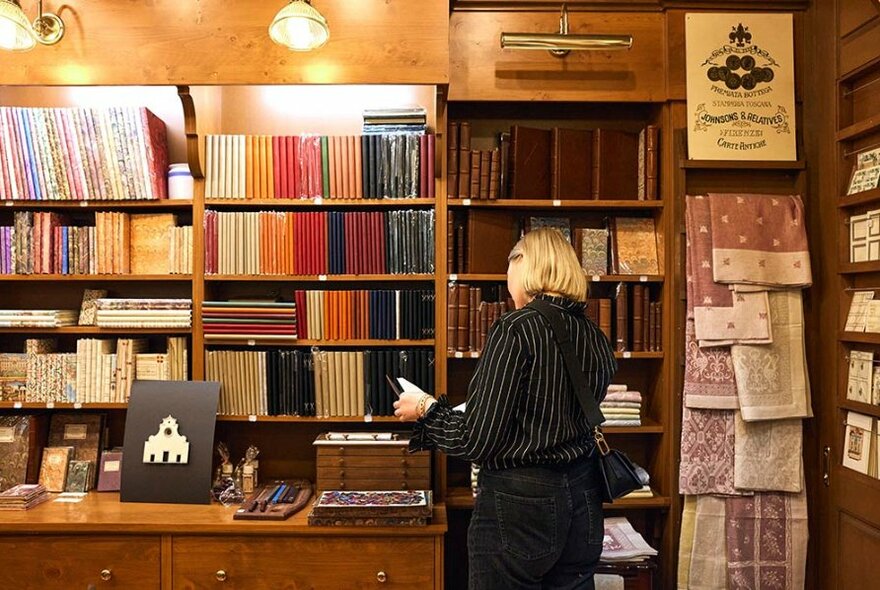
[0,0,36,51]
[268,0,329,51]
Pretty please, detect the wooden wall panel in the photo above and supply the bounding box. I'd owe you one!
[840,17,880,78]
[449,11,666,101]
[839,0,880,39]
[0,0,448,85]
[837,512,880,589]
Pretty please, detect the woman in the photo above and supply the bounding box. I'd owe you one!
[394,228,617,590]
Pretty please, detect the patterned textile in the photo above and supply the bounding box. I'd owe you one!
[684,317,740,409]
[687,196,772,347]
[679,406,740,495]
[731,291,813,421]
[603,391,642,403]
[735,413,803,493]
[708,194,812,288]
[725,490,808,590]
[689,495,729,589]
[678,496,697,590]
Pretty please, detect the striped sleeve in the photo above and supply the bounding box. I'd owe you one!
[410,319,528,463]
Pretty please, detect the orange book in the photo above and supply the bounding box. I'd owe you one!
[341,291,350,339]
[354,135,363,199]
[266,136,275,199]
[333,136,344,198]
[254,136,264,199]
[328,136,338,199]
[121,212,131,274]
[246,135,254,199]
[327,291,336,340]
[347,136,356,200]
[287,211,294,274]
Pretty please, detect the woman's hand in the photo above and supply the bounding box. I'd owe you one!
[394,392,436,422]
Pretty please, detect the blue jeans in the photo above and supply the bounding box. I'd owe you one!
[468,455,604,590]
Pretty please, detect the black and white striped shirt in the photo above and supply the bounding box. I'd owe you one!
[411,293,617,471]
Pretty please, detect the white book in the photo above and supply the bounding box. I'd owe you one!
[867,300,880,333]
[239,135,247,199]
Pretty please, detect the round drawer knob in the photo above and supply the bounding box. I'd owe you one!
[100,569,112,582]
[377,571,388,583]
[338,458,345,465]
[216,570,228,582]
[339,470,345,477]
[400,459,407,466]
[401,482,408,489]
[339,482,346,489]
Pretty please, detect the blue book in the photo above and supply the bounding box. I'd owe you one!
[17,108,39,200]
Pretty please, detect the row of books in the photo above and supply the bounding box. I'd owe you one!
[1,211,186,275]
[0,106,169,201]
[446,284,512,353]
[588,284,662,353]
[601,386,642,427]
[0,413,111,494]
[204,132,435,201]
[0,337,188,403]
[95,298,192,329]
[204,209,435,275]
[206,348,434,417]
[845,291,880,333]
[447,122,659,201]
[447,211,661,276]
[0,309,78,328]
[294,289,435,341]
[203,300,297,341]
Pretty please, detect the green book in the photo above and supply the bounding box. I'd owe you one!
[321,136,330,198]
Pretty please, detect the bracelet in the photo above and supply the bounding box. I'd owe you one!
[417,393,432,418]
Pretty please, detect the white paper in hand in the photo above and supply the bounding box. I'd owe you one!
[454,402,466,412]
[396,377,426,394]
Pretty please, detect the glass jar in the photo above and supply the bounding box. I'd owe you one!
[167,163,193,200]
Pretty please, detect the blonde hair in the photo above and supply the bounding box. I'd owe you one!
[508,228,587,302]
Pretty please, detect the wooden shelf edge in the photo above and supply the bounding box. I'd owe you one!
[1,199,193,209]
[204,338,435,347]
[839,331,880,345]
[446,199,663,209]
[447,273,665,283]
[679,158,806,170]
[838,187,880,209]
[217,415,405,423]
[205,274,434,282]
[447,351,664,360]
[837,115,880,142]
[205,198,436,208]
[840,400,880,419]
[0,327,192,335]
[0,274,193,281]
[839,261,880,274]
[0,402,127,410]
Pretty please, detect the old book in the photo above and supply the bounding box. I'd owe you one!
[866,300,880,333]
[551,127,592,200]
[0,353,27,402]
[525,216,571,242]
[0,415,47,491]
[510,125,551,199]
[469,287,479,351]
[64,460,93,493]
[47,413,103,487]
[479,150,490,200]
[611,217,659,275]
[645,125,659,200]
[456,283,469,352]
[38,446,73,492]
[498,132,511,199]
[488,149,500,200]
[458,123,472,199]
[848,351,875,404]
[615,284,628,352]
[642,287,650,352]
[469,150,481,199]
[845,291,875,333]
[447,283,458,353]
[130,213,176,274]
[575,228,609,275]
[592,129,640,200]
[632,285,644,352]
[843,412,875,476]
[466,210,517,274]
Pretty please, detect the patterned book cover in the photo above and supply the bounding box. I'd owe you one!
[612,217,659,275]
[577,228,609,275]
[527,216,571,242]
[0,416,34,492]
[78,289,108,326]
[307,513,427,527]
[38,446,73,492]
[130,213,176,274]
[97,449,123,492]
[311,490,432,518]
[47,413,103,486]
[64,460,93,493]
[0,354,27,402]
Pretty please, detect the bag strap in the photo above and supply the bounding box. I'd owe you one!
[527,298,606,432]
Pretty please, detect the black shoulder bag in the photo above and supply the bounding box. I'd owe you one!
[528,298,642,503]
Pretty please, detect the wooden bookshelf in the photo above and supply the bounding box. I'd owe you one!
[215,415,406,423]
[205,198,436,208]
[447,351,663,360]
[205,274,435,282]
[0,402,127,410]
[203,338,435,347]
[0,327,192,335]
[839,261,880,274]
[447,199,663,209]
[1,199,193,209]
[0,274,193,281]
[679,158,807,170]
[449,273,665,283]
[839,332,880,345]
[835,115,880,142]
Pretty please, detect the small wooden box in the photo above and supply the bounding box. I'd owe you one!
[314,433,431,492]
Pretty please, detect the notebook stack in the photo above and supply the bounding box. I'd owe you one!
[0,484,50,511]
[601,385,642,427]
[601,517,658,563]
[0,309,77,328]
[95,298,192,328]
[202,300,298,342]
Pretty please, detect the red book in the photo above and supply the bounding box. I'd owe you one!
[284,136,294,199]
[293,290,307,338]
[320,211,329,275]
[343,212,352,274]
[419,134,428,198]
[140,108,169,199]
[358,211,368,275]
[376,212,386,274]
[427,134,435,199]
[305,211,314,275]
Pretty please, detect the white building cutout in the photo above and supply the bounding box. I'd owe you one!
[143,415,190,465]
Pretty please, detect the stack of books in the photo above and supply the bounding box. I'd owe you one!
[601,517,658,562]
[95,298,192,328]
[202,300,297,342]
[0,484,50,511]
[601,386,642,427]
[0,309,77,328]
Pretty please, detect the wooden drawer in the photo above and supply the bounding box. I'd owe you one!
[0,535,160,589]
[317,476,432,492]
[318,467,431,480]
[316,446,429,458]
[173,536,436,589]
[317,454,431,469]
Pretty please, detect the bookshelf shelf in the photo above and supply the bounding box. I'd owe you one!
[840,400,880,420]
[0,274,193,282]
[0,199,193,210]
[445,486,671,511]
[447,199,663,210]
[839,261,880,274]
[448,273,665,283]
[205,198,436,208]
[216,415,405,423]
[836,115,880,142]
[0,402,127,410]
[0,327,192,335]
[448,351,663,360]
[205,274,434,283]
[838,188,880,209]
[839,332,880,345]
[679,159,806,170]
[204,338,435,347]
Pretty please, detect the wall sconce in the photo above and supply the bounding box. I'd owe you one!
[0,0,64,51]
[269,0,329,52]
[500,4,632,58]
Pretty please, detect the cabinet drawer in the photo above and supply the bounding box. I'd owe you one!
[317,455,431,469]
[173,536,436,589]
[317,467,431,480]
[316,446,428,458]
[0,535,160,590]
[317,476,432,492]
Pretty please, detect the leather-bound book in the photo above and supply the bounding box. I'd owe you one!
[498,132,511,199]
[646,125,659,201]
[469,287,479,351]
[632,285,644,352]
[0,415,48,491]
[610,217,659,275]
[642,286,650,352]
[469,150,481,199]
[614,284,628,352]
[38,446,73,493]
[447,213,455,274]
[47,413,103,488]
[551,128,592,200]
[488,148,500,200]
[97,449,122,492]
[456,222,466,273]
[654,301,662,351]
[458,122,472,199]
[510,126,551,199]
[479,151,491,200]
[592,129,640,200]
[446,283,458,352]
[585,299,600,327]
[466,210,518,273]
[456,283,469,352]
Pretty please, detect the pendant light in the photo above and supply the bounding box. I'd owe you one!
[0,0,64,52]
[269,0,329,52]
